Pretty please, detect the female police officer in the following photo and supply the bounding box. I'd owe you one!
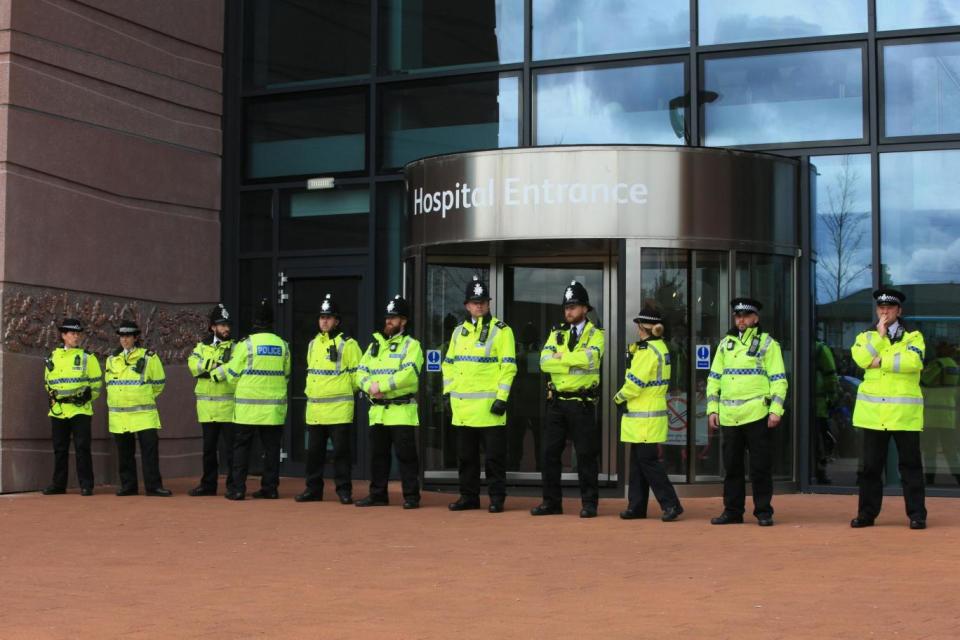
[614,307,683,521]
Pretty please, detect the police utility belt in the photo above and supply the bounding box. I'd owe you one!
[367,393,416,406]
[551,385,599,402]
[50,387,92,406]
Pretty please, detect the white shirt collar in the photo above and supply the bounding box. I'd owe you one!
[572,320,587,335]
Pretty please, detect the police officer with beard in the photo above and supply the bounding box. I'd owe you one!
[530,281,605,518]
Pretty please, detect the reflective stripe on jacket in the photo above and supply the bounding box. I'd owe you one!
[851,328,925,431]
[706,327,788,426]
[615,338,671,443]
[188,338,235,423]
[212,333,290,426]
[305,332,361,425]
[441,316,517,427]
[44,347,102,418]
[105,348,164,433]
[356,332,423,426]
[539,321,604,395]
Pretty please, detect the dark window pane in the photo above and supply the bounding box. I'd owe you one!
[877,0,960,31]
[699,0,866,46]
[379,74,519,169]
[375,183,406,305]
[811,154,873,488]
[879,150,960,489]
[239,190,273,254]
[279,187,370,252]
[379,0,522,73]
[883,40,960,138]
[535,62,686,145]
[244,0,370,88]
[532,0,688,60]
[239,259,274,336]
[245,91,366,180]
[704,48,864,146]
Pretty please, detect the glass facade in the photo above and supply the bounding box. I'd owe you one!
[225,1,960,494]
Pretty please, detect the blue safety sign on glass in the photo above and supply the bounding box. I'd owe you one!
[426,349,442,373]
[695,344,711,370]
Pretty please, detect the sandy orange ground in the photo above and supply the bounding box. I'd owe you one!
[2,478,960,639]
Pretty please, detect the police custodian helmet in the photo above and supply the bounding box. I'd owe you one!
[318,293,340,318]
[209,303,231,325]
[385,294,410,318]
[253,298,273,328]
[562,280,592,311]
[464,275,491,303]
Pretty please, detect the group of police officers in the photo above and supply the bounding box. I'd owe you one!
[41,279,928,528]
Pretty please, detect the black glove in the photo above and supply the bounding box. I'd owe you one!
[79,387,93,403]
[443,394,452,414]
[490,399,508,416]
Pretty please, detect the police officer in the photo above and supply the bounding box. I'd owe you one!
[850,288,927,529]
[442,275,517,513]
[296,293,361,504]
[187,304,236,496]
[105,320,172,496]
[707,298,787,526]
[213,299,290,500]
[920,342,960,486]
[354,295,423,509]
[42,318,102,496]
[615,307,683,521]
[530,281,605,518]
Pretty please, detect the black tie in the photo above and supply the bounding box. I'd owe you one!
[569,326,579,349]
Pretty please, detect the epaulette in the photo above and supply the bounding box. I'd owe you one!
[145,349,156,357]
[84,348,96,356]
[496,320,507,329]
[112,347,123,356]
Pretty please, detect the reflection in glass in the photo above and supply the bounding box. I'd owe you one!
[698,0,866,45]
[244,0,370,88]
[535,62,686,145]
[375,184,406,306]
[884,40,960,138]
[811,154,873,487]
[638,249,689,480]
[380,75,519,169]
[704,48,864,146]
[239,191,273,254]
[693,251,729,481]
[880,150,960,487]
[380,0,522,73]
[736,253,794,480]
[279,187,369,252]
[245,91,366,180]
[422,265,490,474]
[877,0,960,31]
[532,0,688,60]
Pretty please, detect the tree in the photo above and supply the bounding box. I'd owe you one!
[816,156,871,303]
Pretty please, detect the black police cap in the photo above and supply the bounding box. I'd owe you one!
[633,306,663,325]
[562,280,593,311]
[464,275,491,303]
[873,288,905,306]
[731,297,762,314]
[117,320,140,336]
[58,318,84,333]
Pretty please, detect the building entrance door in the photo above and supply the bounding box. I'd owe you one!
[278,267,367,479]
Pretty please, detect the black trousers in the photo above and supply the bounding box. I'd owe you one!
[199,421,235,491]
[721,418,774,518]
[368,425,420,502]
[542,400,600,507]
[858,429,927,522]
[230,425,283,495]
[114,429,162,492]
[50,415,94,490]
[457,425,507,502]
[305,423,352,496]
[627,443,680,514]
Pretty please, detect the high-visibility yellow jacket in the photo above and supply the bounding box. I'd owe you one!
[814,340,839,419]
[212,333,290,426]
[706,326,788,426]
[104,347,165,433]
[305,331,361,425]
[44,347,102,419]
[188,338,235,423]
[615,338,671,443]
[442,315,517,427]
[851,327,925,431]
[539,321,604,396]
[356,332,423,426]
[921,357,959,430]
